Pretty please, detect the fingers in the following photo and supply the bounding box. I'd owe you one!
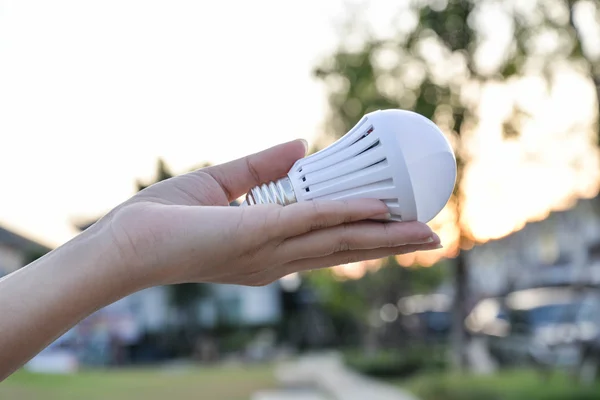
[276,221,436,262]
[202,139,307,202]
[278,242,442,276]
[272,199,390,238]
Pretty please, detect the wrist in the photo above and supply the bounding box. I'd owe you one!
[76,219,155,297]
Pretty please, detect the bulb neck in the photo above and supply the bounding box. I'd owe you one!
[245,177,297,206]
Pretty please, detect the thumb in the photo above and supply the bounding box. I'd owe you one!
[202,139,308,202]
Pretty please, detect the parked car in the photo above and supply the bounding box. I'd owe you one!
[398,294,452,339]
[466,286,600,370]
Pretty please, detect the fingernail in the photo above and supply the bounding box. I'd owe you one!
[299,139,309,152]
[434,244,443,249]
[410,237,434,244]
[371,213,391,220]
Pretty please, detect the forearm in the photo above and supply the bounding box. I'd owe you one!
[0,223,144,380]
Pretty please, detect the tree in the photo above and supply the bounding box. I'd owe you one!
[22,248,49,266]
[308,258,447,352]
[313,0,599,370]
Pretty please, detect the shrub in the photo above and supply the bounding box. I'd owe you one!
[344,345,448,379]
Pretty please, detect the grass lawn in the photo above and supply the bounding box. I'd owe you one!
[0,363,276,400]
[390,369,600,400]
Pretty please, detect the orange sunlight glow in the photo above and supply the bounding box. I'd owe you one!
[334,67,600,279]
[332,260,381,280]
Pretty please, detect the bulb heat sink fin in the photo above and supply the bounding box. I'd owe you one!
[239,109,457,223]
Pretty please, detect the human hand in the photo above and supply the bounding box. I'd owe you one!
[0,139,442,378]
[101,140,441,287]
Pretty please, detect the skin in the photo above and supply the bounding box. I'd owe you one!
[0,139,441,380]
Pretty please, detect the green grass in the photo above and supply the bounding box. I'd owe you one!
[0,364,276,400]
[391,369,600,400]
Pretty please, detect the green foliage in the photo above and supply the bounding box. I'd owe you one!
[307,257,446,323]
[306,269,368,321]
[313,0,599,368]
[395,369,600,400]
[406,262,448,294]
[22,248,49,265]
[313,1,478,145]
[314,0,600,211]
[213,326,264,354]
[2,365,275,400]
[169,283,208,310]
[136,158,173,191]
[345,344,448,379]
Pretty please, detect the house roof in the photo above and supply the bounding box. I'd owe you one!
[0,225,52,253]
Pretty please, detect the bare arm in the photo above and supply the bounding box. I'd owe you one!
[0,223,143,380]
[0,139,440,380]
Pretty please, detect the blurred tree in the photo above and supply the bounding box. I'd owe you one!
[309,258,446,352]
[313,0,599,370]
[557,0,599,141]
[135,159,174,190]
[22,248,49,266]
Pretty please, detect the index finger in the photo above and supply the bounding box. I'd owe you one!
[272,199,391,238]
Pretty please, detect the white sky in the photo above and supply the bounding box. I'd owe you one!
[1,0,598,251]
[0,0,379,247]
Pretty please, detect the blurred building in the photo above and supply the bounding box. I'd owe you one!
[0,225,51,277]
[468,195,600,298]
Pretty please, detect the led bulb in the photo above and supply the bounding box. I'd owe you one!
[242,109,456,223]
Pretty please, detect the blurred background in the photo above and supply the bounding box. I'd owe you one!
[1,0,600,399]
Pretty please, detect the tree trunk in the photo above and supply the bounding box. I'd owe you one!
[451,251,469,371]
[567,1,600,144]
[363,322,379,356]
[594,75,600,146]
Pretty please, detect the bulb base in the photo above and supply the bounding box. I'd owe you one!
[245,177,297,206]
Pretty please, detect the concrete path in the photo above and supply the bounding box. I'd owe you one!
[466,338,498,374]
[253,352,418,400]
[251,388,330,400]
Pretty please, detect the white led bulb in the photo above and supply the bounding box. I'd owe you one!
[242,109,456,223]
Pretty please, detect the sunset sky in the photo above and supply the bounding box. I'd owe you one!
[1,0,599,257]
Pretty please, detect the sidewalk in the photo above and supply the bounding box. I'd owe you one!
[466,338,498,374]
[251,388,330,400]
[253,352,418,400]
